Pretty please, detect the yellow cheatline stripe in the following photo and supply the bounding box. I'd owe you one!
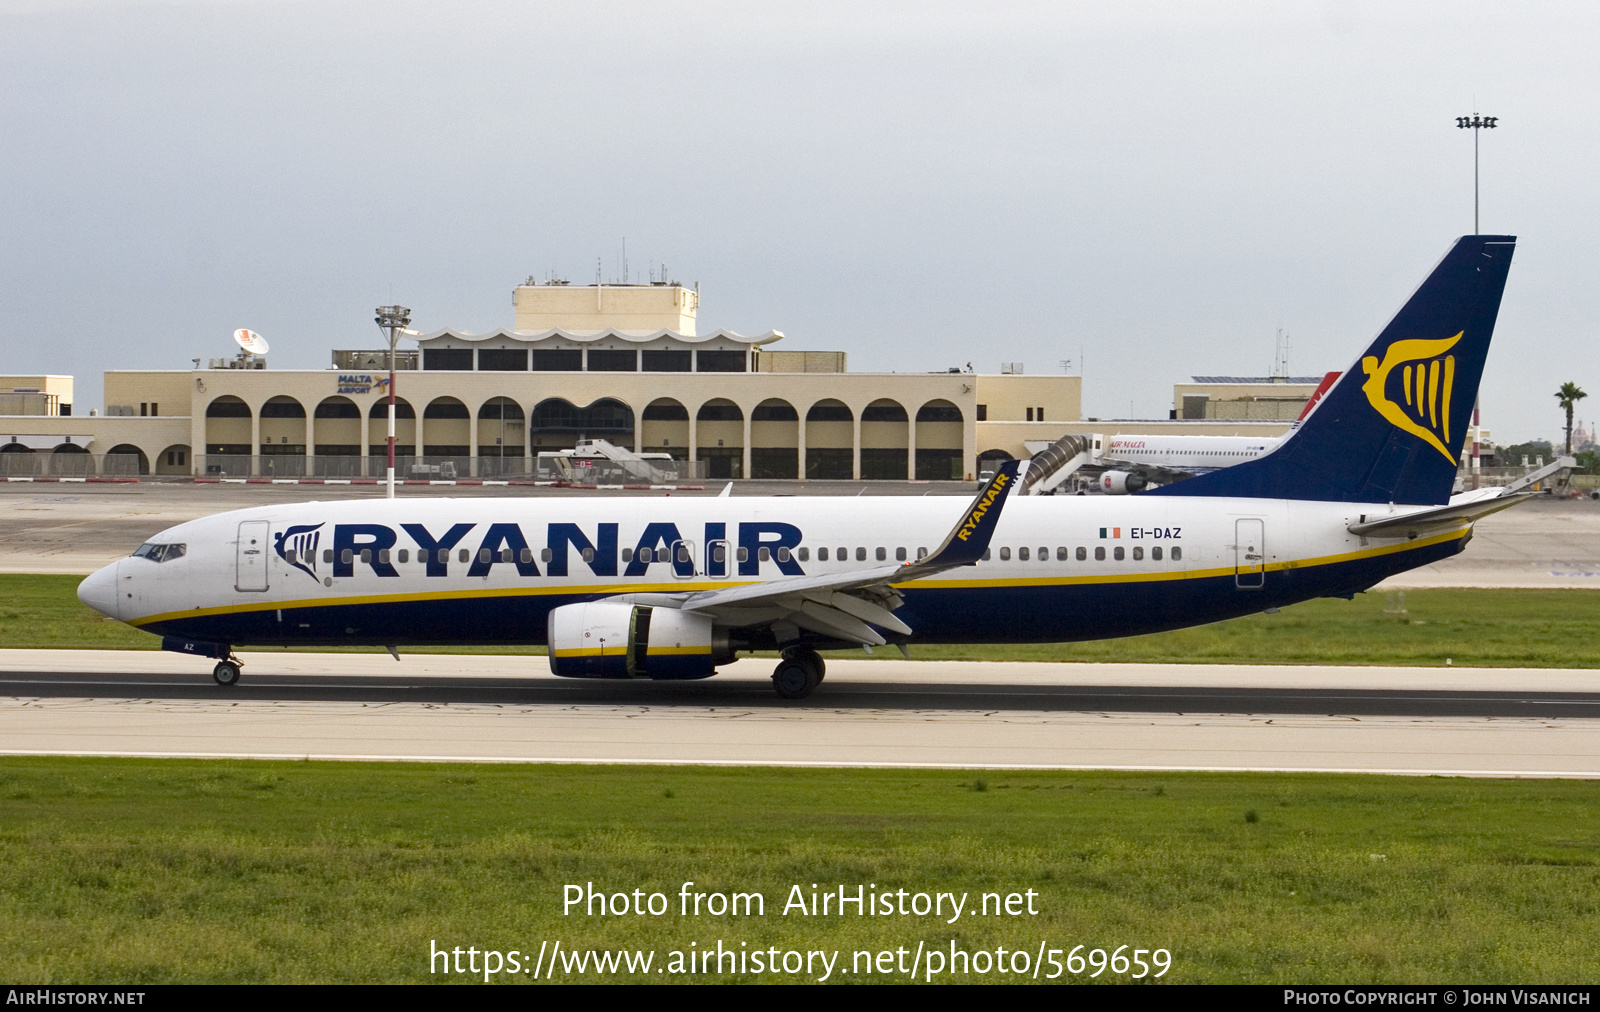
[646,645,713,656]
[130,526,1468,627]
[129,579,739,627]
[916,525,1468,590]
[551,647,615,658]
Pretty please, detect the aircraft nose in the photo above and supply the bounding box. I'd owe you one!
[77,561,121,620]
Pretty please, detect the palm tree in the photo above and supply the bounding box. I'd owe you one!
[1556,382,1588,454]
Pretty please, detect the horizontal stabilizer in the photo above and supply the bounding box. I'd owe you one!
[1347,491,1534,537]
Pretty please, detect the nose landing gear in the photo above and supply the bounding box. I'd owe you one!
[212,658,242,686]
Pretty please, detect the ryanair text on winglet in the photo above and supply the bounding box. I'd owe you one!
[956,472,1010,542]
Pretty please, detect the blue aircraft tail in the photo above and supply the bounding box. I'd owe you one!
[1147,235,1516,505]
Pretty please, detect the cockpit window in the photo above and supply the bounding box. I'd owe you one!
[131,542,186,563]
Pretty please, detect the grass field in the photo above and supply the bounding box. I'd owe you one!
[1,758,1597,984]
[3,573,1596,667]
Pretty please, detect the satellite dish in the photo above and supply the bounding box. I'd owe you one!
[233,329,270,355]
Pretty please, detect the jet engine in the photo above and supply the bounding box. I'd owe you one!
[1099,470,1148,495]
[546,601,726,680]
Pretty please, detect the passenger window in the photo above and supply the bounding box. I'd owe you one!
[638,547,652,563]
[478,549,490,563]
[324,549,334,563]
[876,547,886,561]
[1000,547,1011,561]
[798,547,809,562]
[1114,547,1125,561]
[737,547,749,562]
[503,548,515,563]
[1018,547,1029,561]
[837,547,846,561]
[982,548,991,561]
[379,549,391,564]
[855,547,867,562]
[360,549,372,564]
[1076,547,1087,561]
[896,547,906,562]
[1152,546,1163,561]
[1172,546,1183,561]
[678,545,691,563]
[759,547,771,562]
[541,548,553,563]
[520,548,534,564]
[778,547,791,562]
[1132,546,1143,561]
[398,549,409,563]
[284,549,297,565]
[1038,547,1046,562]
[342,549,354,565]
[709,545,722,563]
[459,548,470,563]
[818,547,829,561]
[581,547,595,563]
[1057,547,1068,561]
[1094,547,1105,561]
[917,547,928,560]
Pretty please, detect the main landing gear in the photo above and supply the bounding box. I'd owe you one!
[772,647,825,700]
[212,658,243,686]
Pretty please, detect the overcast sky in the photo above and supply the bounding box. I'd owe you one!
[3,0,1595,442]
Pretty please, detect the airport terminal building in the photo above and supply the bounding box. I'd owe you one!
[0,281,1313,480]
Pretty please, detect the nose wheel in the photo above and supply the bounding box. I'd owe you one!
[772,647,824,699]
[212,659,242,686]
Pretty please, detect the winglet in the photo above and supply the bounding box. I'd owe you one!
[909,460,1019,569]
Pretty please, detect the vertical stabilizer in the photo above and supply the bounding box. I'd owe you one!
[1147,235,1515,505]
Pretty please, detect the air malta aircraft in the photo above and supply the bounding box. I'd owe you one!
[1041,371,1342,495]
[78,236,1526,699]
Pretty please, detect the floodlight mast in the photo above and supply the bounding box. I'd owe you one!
[374,305,411,499]
[1455,114,1498,234]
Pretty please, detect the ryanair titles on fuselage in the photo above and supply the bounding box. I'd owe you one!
[273,521,807,583]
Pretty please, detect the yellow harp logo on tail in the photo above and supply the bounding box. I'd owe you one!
[1360,332,1462,464]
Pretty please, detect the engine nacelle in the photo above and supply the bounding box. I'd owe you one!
[546,602,722,680]
[1099,470,1148,495]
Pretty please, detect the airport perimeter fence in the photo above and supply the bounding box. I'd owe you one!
[194,454,708,483]
[0,451,708,482]
[0,451,149,477]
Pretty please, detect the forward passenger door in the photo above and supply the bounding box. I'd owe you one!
[236,520,270,592]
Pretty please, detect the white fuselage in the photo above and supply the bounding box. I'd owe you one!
[79,492,1465,649]
[1101,435,1279,473]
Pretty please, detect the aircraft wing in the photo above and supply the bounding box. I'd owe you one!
[625,462,1020,647]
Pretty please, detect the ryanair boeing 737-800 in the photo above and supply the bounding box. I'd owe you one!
[77,236,1526,698]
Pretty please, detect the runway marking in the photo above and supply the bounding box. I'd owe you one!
[3,679,1599,707]
[0,748,1596,778]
